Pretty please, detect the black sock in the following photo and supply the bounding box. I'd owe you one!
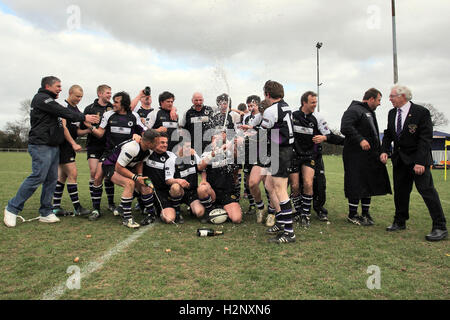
[200,196,213,214]
[279,200,294,234]
[171,195,183,215]
[291,194,302,215]
[301,193,313,217]
[348,199,359,217]
[141,193,155,215]
[234,174,242,200]
[89,179,94,198]
[121,196,133,220]
[256,200,264,211]
[52,181,65,209]
[92,184,103,211]
[104,179,115,206]
[67,183,81,210]
[361,197,371,216]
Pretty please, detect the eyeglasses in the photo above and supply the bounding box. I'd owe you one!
[389,94,402,98]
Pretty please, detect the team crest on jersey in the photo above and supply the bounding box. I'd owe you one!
[204,110,210,115]
[128,121,133,127]
[311,160,315,166]
[408,124,417,134]
[190,160,195,165]
[160,156,166,162]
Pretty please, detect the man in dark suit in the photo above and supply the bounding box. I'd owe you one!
[380,85,447,241]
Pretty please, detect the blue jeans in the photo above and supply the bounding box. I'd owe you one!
[7,144,60,217]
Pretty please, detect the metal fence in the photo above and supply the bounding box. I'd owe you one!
[0,148,28,152]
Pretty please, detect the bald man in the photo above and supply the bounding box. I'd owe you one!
[180,92,214,155]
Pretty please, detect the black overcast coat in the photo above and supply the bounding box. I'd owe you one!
[28,88,86,146]
[340,100,391,199]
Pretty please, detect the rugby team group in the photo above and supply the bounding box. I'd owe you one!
[3,77,447,243]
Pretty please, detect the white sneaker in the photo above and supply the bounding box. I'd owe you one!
[39,213,61,223]
[256,209,265,224]
[266,213,275,227]
[4,208,17,227]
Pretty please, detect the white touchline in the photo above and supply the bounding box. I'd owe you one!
[41,224,155,300]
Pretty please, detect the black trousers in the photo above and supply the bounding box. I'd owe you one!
[393,159,446,230]
[313,155,326,211]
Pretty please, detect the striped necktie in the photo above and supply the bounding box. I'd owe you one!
[396,108,402,137]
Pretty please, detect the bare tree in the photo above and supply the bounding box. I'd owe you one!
[19,99,31,124]
[12,99,31,142]
[0,100,31,148]
[423,103,448,129]
[1,122,28,148]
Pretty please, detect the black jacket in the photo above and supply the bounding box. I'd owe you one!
[28,88,86,146]
[381,102,434,167]
[341,100,391,199]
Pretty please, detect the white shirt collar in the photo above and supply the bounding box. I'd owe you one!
[398,101,411,113]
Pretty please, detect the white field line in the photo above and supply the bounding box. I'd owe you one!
[41,224,155,300]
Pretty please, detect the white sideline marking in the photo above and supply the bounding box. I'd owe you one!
[41,224,155,300]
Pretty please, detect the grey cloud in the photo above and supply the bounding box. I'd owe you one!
[1,0,450,133]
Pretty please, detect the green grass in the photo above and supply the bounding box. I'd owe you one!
[0,152,448,300]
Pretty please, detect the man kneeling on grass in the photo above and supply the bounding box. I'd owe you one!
[98,129,159,229]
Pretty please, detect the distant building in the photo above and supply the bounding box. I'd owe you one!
[432,131,450,165]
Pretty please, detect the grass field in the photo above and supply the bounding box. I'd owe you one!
[0,152,448,300]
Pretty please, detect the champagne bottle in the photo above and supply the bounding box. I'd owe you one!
[144,178,153,188]
[197,228,224,237]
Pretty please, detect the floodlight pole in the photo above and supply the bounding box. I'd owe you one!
[316,42,323,112]
[392,0,399,84]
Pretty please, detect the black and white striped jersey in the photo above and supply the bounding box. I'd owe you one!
[135,106,154,120]
[171,154,202,190]
[180,105,214,151]
[145,108,179,148]
[261,100,294,147]
[143,151,177,191]
[202,149,235,192]
[103,139,152,169]
[292,108,330,156]
[100,110,146,150]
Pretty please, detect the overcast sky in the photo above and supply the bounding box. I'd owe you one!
[1,0,449,134]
